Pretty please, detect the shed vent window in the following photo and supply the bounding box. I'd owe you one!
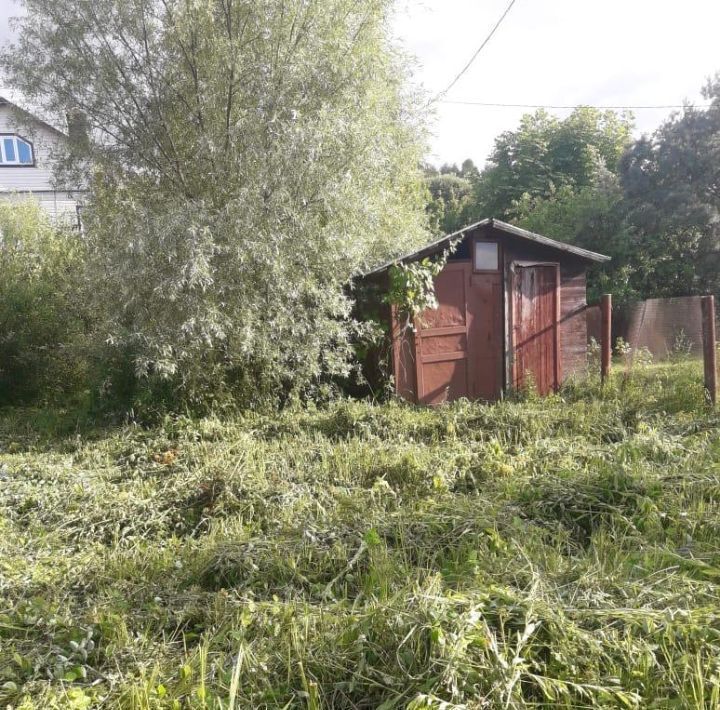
[0,135,34,165]
[474,241,499,271]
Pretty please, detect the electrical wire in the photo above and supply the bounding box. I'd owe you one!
[440,100,711,110]
[432,0,518,102]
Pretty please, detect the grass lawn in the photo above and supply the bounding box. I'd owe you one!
[2,360,720,708]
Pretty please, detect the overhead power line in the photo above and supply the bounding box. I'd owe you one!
[441,100,713,110]
[433,0,518,102]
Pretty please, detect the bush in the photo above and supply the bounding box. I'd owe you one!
[0,201,89,405]
[6,0,431,411]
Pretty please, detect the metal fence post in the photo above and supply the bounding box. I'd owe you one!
[701,295,717,405]
[601,294,612,383]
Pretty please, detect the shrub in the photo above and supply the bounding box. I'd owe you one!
[6,0,431,411]
[0,201,89,405]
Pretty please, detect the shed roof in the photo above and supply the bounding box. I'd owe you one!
[365,218,610,276]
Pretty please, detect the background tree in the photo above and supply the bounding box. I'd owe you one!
[512,167,636,302]
[2,0,430,408]
[460,84,720,303]
[424,160,477,235]
[424,108,636,299]
[619,75,720,297]
[470,107,634,220]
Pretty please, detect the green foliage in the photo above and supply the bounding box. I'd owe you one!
[423,108,642,303]
[0,201,88,405]
[385,252,450,328]
[3,0,430,409]
[512,167,637,302]
[424,161,478,235]
[2,362,720,708]
[471,107,634,220]
[619,74,720,298]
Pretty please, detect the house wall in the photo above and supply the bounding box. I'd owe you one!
[0,103,82,223]
[0,189,81,224]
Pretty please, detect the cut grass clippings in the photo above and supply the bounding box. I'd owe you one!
[1,361,720,708]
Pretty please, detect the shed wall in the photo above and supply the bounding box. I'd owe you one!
[379,225,594,402]
[391,305,418,402]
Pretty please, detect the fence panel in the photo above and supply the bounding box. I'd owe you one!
[587,296,713,360]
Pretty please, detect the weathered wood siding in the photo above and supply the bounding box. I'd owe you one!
[367,223,595,403]
[559,264,588,378]
[494,224,588,388]
[512,263,560,394]
[392,305,418,402]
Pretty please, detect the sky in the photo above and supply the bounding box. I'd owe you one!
[392,0,720,167]
[1,0,719,168]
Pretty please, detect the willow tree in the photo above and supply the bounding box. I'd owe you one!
[2,0,429,406]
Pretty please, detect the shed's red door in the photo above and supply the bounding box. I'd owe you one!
[414,262,503,404]
[512,263,561,395]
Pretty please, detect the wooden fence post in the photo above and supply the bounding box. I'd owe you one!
[701,295,717,405]
[601,294,612,383]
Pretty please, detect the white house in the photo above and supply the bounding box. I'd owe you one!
[0,95,85,224]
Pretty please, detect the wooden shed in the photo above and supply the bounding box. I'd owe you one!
[359,219,610,404]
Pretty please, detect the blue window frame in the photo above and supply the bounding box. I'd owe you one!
[0,135,34,165]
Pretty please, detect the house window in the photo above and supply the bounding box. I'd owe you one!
[0,135,34,165]
[474,241,499,271]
